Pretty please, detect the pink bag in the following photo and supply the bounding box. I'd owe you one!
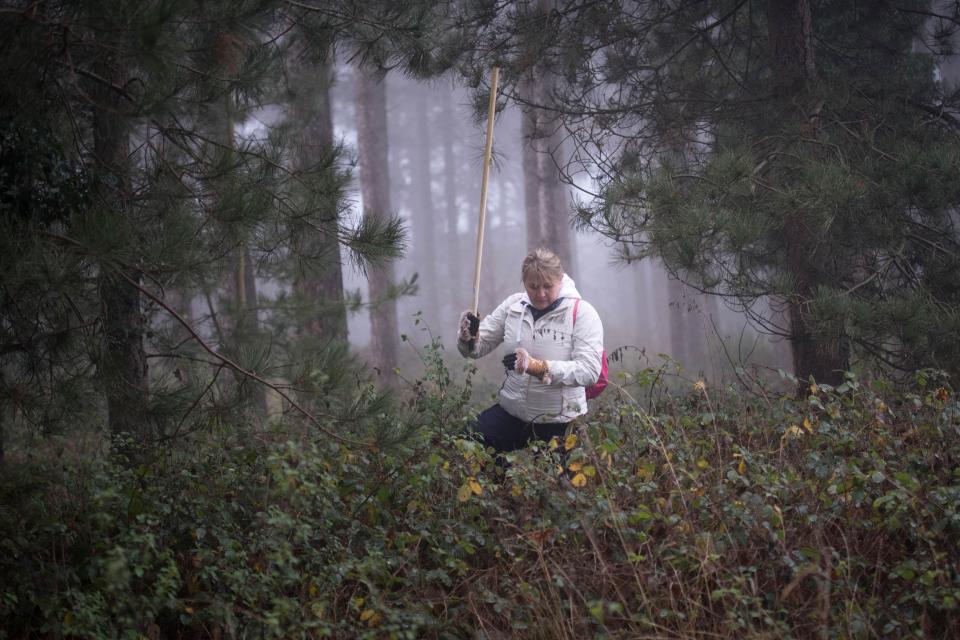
[572,299,608,399]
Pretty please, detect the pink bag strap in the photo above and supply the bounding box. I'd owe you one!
[573,298,580,325]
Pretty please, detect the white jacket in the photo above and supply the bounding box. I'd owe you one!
[459,274,604,423]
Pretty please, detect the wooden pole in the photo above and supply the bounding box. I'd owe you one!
[472,66,500,316]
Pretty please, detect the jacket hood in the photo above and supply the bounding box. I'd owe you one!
[519,273,582,306]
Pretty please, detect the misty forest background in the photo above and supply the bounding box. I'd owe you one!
[2,1,960,638]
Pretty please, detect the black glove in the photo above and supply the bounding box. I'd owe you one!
[458,310,480,345]
[502,352,518,372]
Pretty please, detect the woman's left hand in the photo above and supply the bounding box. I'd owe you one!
[504,348,550,382]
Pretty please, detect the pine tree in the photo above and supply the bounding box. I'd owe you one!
[449,0,960,383]
[0,0,446,456]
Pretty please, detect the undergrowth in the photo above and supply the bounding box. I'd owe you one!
[1,345,959,639]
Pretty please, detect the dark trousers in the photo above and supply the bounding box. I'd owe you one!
[469,404,569,453]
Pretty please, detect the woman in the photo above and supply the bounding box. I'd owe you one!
[457,248,604,452]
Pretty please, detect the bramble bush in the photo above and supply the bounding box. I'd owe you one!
[1,345,959,638]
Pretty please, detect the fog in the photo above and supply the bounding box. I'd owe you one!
[321,68,793,386]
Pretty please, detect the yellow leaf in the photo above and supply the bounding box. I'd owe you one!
[549,437,559,451]
[696,459,710,469]
[457,483,472,502]
[511,484,522,497]
[184,606,194,615]
[803,417,813,433]
[810,383,819,395]
[564,434,578,450]
[309,582,318,597]
[738,459,747,475]
[780,425,804,446]
[571,472,587,487]
[63,612,73,625]
[469,478,483,495]
[637,463,655,481]
[583,465,596,478]
[568,461,583,472]
[360,609,382,627]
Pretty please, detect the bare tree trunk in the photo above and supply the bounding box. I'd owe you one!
[411,87,440,329]
[288,52,348,341]
[520,68,575,273]
[519,0,576,275]
[0,370,4,465]
[766,0,847,385]
[661,130,708,375]
[93,56,149,447]
[440,89,463,325]
[667,276,708,375]
[355,69,399,385]
[223,104,268,418]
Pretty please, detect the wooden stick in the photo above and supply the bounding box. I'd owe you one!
[472,66,500,316]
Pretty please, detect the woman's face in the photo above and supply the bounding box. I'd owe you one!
[524,276,561,310]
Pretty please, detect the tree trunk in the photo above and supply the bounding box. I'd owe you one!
[92,56,149,447]
[765,0,816,96]
[0,370,4,465]
[289,52,348,341]
[355,69,399,385]
[667,276,707,375]
[222,102,268,418]
[765,0,847,385]
[411,87,440,329]
[520,70,575,274]
[440,89,464,325]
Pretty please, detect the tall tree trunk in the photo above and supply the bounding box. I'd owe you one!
[288,52,348,341]
[411,87,440,329]
[355,69,399,385]
[223,102,268,418]
[667,276,707,375]
[520,69,575,273]
[662,131,708,374]
[0,370,4,465]
[766,0,848,385]
[440,89,464,325]
[93,56,149,447]
[519,0,576,274]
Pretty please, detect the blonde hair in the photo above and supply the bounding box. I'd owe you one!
[521,248,564,285]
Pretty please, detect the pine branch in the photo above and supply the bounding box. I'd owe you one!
[117,271,367,447]
[39,231,367,447]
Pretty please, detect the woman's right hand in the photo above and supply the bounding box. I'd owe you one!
[458,310,480,344]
